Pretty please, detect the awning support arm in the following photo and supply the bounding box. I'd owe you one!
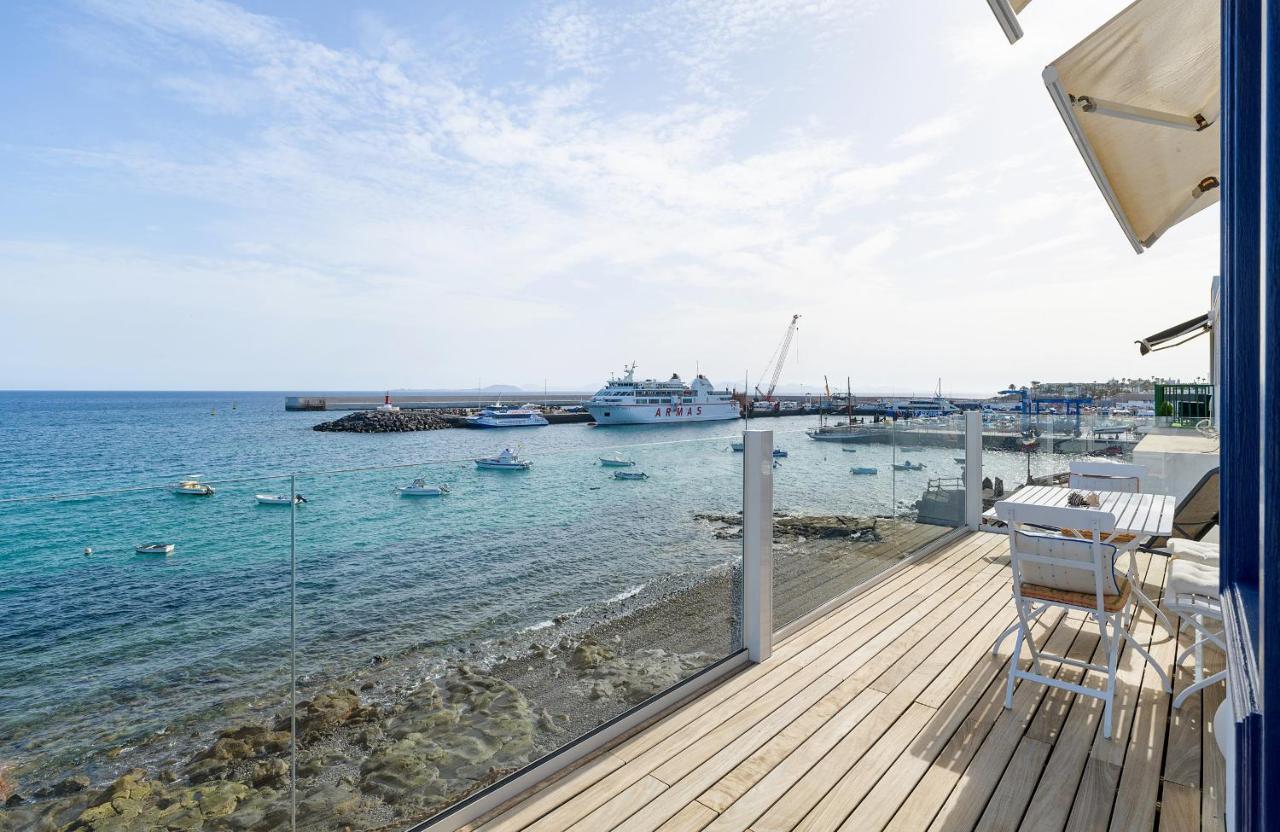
[984,0,1023,44]
[1141,176,1221,247]
[1072,95,1215,131]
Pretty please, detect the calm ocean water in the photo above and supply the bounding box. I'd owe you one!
[0,391,1054,789]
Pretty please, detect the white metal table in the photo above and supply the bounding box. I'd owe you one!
[989,484,1178,637]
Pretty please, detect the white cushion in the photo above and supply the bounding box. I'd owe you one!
[1167,558,1220,600]
[1167,538,1221,566]
[1013,530,1121,595]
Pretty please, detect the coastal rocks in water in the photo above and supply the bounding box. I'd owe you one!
[568,636,616,670]
[696,512,881,542]
[287,688,380,742]
[575,648,715,704]
[359,668,535,808]
[185,724,290,784]
[312,410,449,433]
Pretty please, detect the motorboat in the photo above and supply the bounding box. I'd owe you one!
[171,478,214,496]
[772,449,788,458]
[475,449,532,470]
[612,471,649,480]
[850,467,878,475]
[892,461,926,471]
[954,457,966,464]
[841,448,858,453]
[397,479,449,496]
[135,542,175,555]
[730,441,745,452]
[599,454,637,467]
[255,494,306,505]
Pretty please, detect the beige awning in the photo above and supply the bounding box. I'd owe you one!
[985,0,1034,43]
[1043,0,1220,253]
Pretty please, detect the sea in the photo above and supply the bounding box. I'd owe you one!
[0,390,1066,792]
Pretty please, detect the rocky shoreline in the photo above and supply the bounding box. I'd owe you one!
[312,411,451,433]
[0,515,938,832]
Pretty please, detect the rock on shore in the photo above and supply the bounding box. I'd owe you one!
[312,410,450,433]
[695,512,881,542]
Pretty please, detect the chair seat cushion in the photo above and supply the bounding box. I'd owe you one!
[1020,576,1132,612]
[1167,538,1220,566]
[1168,558,1219,599]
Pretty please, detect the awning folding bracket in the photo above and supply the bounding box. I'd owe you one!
[1071,94,1216,131]
[1142,176,1221,247]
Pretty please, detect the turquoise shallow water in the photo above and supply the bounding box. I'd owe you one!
[0,392,1059,791]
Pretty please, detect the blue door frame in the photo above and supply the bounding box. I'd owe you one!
[1222,0,1276,828]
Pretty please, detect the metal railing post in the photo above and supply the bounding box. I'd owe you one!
[965,410,983,529]
[742,429,773,662]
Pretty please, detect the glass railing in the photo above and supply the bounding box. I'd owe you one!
[0,434,750,831]
[769,414,969,632]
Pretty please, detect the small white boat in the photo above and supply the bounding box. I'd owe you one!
[772,449,788,458]
[475,449,532,470]
[171,478,214,496]
[892,461,926,471]
[256,494,307,505]
[850,467,878,475]
[730,441,745,452]
[599,454,637,467]
[612,471,649,481]
[398,479,449,496]
[135,542,175,555]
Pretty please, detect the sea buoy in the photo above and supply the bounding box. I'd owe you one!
[84,547,93,556]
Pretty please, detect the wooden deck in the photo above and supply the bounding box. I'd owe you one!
[466,532,1226,832]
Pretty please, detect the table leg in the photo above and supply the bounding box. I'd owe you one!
[1124,549,1176,637]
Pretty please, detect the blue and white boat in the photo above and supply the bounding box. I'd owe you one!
[599,453,637,467]
[612,471,649,481]
[467,407,549,428]
[850,466,878,475]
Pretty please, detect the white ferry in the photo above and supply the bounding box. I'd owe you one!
[466,406,549,428]
[586,364,741,425]
[886,397,960,418]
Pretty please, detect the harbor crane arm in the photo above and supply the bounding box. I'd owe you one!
[754,314,801,401]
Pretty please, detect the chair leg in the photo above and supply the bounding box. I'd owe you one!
[1101,613,1121,739]
[992,602,1045,656]
[1005,625,1023,709]
[1016,602,1045,674]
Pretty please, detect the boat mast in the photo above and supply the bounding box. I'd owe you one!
[847,377,852,423]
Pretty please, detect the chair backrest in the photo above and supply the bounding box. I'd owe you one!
[1172,467,1221,541]
[1068,472,1141,493]
[1068,460,1147,493]
[1004,503,1121,600]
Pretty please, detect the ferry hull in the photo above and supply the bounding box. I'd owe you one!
[587,403,740,425]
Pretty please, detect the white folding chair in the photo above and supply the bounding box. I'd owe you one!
[999,503,1170,738]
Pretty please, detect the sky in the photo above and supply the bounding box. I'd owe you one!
[0,0,1218,395]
